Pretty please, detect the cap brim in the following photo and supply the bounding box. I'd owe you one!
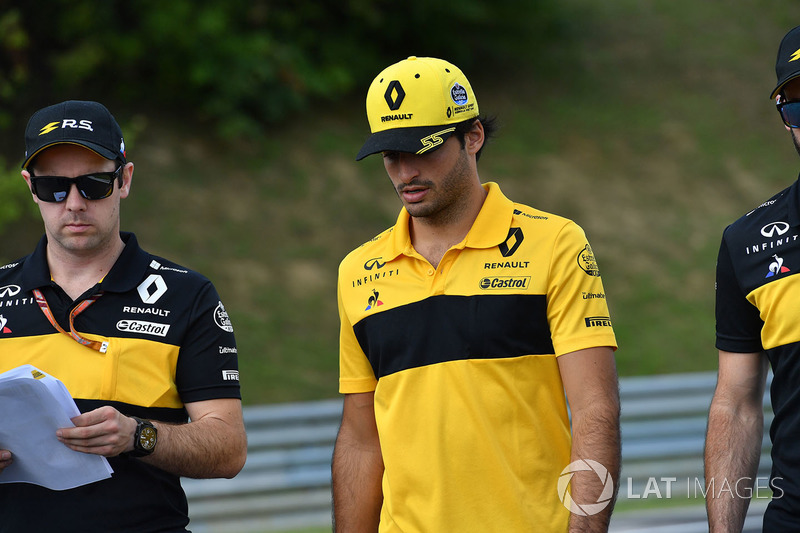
[355,125,456,161]
[771,72,800,99]
[22,140,122,169]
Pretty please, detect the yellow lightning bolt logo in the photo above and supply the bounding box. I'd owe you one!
[790,49,800,62]
[39,122,60,135]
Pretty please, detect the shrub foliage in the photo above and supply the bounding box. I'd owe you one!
[0,1,563,232]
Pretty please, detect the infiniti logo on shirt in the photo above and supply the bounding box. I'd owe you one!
[761,221,790,238]
[0,285,21,298]
[364,257,386,270]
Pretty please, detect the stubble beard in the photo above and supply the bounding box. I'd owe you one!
[792,129,800,158]
[47,206,120,258]
[49,225,107,258]
[399,149,472,226]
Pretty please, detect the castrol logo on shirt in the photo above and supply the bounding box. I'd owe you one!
[116,320,170,337]
[479,276,531,290]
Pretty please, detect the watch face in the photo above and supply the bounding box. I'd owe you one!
[140,426,157,451]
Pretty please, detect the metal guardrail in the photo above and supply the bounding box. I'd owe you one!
[185,399,342,532]
[619,371,772,501]
[184,371,774,533]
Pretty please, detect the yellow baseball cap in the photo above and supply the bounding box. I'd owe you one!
[355,56,479,161]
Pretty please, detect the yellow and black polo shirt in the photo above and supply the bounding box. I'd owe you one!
[338,182,617,532]
[716,176,800,528]
[0,232,240,533]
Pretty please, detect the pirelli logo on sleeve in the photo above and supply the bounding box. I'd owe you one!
[585,316,613,328]
[222,370,240,381]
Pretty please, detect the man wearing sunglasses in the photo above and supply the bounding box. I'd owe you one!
[0,100,247,532]
[706,25,800,532]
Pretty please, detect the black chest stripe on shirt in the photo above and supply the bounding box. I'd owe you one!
[353,294,553,379]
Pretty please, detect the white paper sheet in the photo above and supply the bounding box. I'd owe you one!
[0,364,113,490]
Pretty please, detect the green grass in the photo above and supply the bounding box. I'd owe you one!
[3,1,800,404]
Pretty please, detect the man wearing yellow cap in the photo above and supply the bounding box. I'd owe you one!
[333,57,621,532]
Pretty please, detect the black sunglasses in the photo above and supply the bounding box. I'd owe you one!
[29,166,123,203]
[777,100,800,128]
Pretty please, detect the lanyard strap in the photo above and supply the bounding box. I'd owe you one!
[33,288,109,353]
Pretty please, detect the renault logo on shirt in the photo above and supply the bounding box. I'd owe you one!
[137,274,167,304]
[499,227,524,257]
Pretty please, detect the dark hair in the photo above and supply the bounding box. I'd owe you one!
[452,115,498,162]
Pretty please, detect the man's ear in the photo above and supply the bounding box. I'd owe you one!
[119,162,134,199]
[21,170,38,204]
[465,120,485,156]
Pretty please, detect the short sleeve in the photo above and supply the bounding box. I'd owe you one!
[546,221,618,356]
[338,266,379,394]
[715,231,764,353]
[175,281,241,403]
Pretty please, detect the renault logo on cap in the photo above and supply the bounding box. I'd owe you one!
[384,81,405,111]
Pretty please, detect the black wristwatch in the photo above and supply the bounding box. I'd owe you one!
[129,416,158,457]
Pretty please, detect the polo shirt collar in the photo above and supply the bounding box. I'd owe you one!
[21,231,151,293]
[103,232,152,292]
[383,181,514,260]
[464,182,515,249]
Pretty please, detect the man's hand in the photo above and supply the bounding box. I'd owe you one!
[56,406,137,457]
[56,399,247,478]
[0,450,12,473]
